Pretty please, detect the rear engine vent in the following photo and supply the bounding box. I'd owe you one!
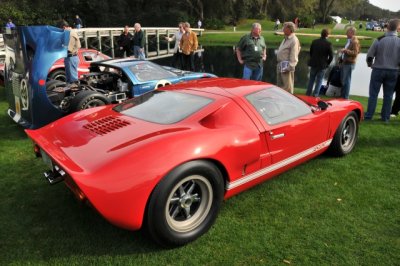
[83,116,131,135]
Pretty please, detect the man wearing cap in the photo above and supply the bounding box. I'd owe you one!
[58,20,81,84]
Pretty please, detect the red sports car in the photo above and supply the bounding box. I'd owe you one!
[26,78,363,247]
[47,48,110,81]
[0,48,109,85]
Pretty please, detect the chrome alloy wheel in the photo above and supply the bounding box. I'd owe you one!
[165,175,213,233]
[341,116,357,152]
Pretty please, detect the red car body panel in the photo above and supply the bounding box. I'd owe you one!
[48,48,110,79]
[0,63,4,86]
[25,78,363,230]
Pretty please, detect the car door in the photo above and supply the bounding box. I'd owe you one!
[244,87,330,165]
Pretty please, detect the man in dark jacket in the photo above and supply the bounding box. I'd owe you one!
[306,28,333,96]
[117,25,133,57]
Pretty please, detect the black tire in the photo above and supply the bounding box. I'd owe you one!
[48,69,66,82]
[69,90,109,112]
[45,80,68,109]
[46,80,67,91]
[146,160,224,247]
[328,111,359,157]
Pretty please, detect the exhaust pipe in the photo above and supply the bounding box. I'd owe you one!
[44,169,65,185]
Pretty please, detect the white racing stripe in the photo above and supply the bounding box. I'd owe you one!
[226,139,332,190]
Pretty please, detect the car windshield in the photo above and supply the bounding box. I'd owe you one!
[129,62,178,82]
[114,90,213,124]
[246,86,312,125]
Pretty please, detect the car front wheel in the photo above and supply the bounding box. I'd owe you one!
[329,111,359,156]
[146,160,224,247]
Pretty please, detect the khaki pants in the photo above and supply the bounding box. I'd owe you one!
[277,67,295,94]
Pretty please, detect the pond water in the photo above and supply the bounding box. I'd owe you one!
[153,46,381,98]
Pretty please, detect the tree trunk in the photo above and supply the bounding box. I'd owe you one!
[320,0,336,23]
[261,0,268,14]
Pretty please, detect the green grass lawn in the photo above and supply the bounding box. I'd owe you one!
[0,84,399,265]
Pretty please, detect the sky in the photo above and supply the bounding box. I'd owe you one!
[368,0,399,12]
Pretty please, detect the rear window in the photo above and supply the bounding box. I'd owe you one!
[129,62,177,82]
[114,90,213,124]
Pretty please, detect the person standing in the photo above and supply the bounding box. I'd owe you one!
[306,28,333,97]
[117,25,133,58]
[5,18,15,29]
[339,26,360,99]
[133,23,146,60]
[365,19,400,122]
[74,15,82,29]
[198,20,202,29]
[180,22,198,71]
[274,19,280,30]
[236,22,267,81]
[390,73,400,117]
[276,22,300,93]
[294,17,299,29]
[58,20,81,84]
[165,22,185,69]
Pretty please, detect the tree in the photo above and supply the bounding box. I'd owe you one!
[319,0,336,23]
[179,0,204,21]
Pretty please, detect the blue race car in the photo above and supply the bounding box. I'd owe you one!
[3,26,216,129]
[46,58,216,115]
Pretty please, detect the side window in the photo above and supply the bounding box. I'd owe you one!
[82,52,105,62]
[246,87,311,125]
[82,52,93,61]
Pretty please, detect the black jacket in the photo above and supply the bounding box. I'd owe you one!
[132,30,145,48]
[308,37,333,69]
[118,32,133,48]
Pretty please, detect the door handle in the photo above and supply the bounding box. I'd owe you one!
[270,132,285,140]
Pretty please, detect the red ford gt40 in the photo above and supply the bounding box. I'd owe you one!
[26,78,363,247]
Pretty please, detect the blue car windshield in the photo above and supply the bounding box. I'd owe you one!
[114,91,213,124]
[129,62,178,82]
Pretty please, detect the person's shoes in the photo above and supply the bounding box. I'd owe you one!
[390,114,397,118]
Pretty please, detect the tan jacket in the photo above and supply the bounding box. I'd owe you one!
[277,33,301,71]
[68,30,81,55]
[180,31,198,55]
[341,36,360,64]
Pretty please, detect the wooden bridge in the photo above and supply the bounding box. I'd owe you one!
[75,27,204,59]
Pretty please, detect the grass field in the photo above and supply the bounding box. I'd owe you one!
[200,19,384,49]
[0,81,399,265]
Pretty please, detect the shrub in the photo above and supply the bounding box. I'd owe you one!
[204,18,225,30]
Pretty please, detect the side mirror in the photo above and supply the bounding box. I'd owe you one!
[317,100,329,110]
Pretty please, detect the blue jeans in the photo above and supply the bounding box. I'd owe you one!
[243,64,263,81]
[341,63,355,99]
[306,67,326,96]
[64,55,79,83]
[365,68,398,121]
[134,46,146,60]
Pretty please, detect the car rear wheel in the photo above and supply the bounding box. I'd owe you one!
[46,80,67,109]
[328,111,359,156]
[48,69,66,82]
[146,160,224,247]
[69,90,109,112]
